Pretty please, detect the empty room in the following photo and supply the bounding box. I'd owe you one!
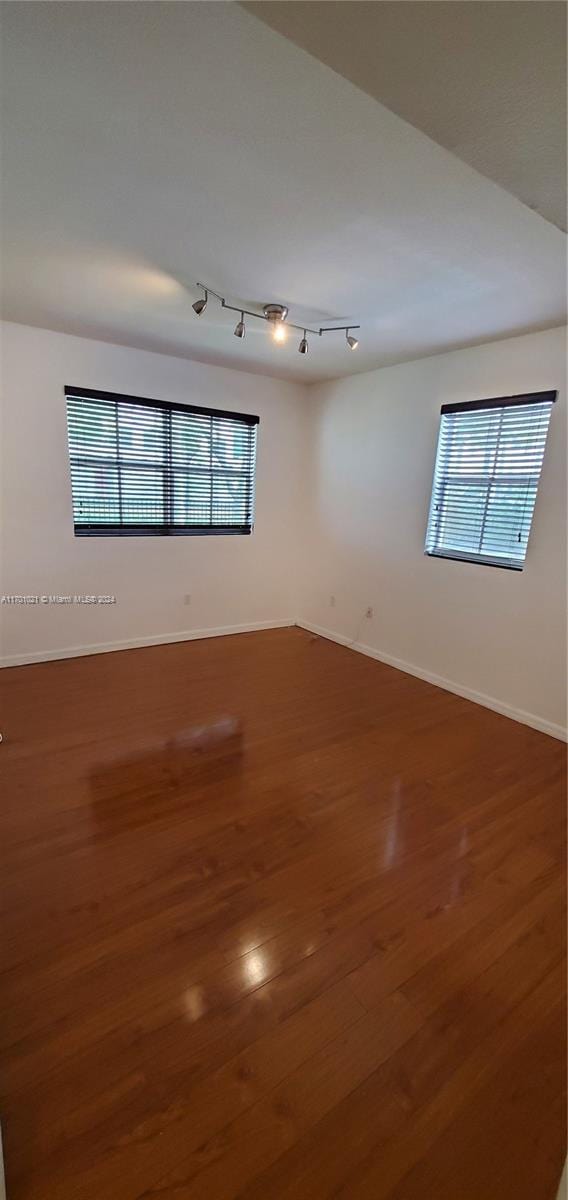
[0,2,566,1198]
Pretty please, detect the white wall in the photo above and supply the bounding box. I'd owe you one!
[297,327,567,738]
[0,322,307,663]
[2,320,566,739]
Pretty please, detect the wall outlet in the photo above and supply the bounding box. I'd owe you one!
[183,593,192,606]
[365,606,373,619]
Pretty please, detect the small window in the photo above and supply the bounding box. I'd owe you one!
[65,387,258,537]
[425,390,556,570]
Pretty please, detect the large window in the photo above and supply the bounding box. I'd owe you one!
[425,390,556,570]
[65,387,258,537]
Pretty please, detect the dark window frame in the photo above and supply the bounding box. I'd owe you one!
[65,387,259,538]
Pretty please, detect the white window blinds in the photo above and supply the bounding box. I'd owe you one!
[66,387,258,537]
[425,391,556,570]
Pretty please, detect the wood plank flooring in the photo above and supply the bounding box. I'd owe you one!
[0,626,565,1199]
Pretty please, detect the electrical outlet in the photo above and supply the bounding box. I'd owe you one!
[330,595,336,607]
[183,593,192,606]
[365,606,373,619]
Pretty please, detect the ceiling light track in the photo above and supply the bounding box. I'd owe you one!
[192,282,360,352]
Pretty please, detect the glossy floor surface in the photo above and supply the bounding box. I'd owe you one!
[0,627,565,1199]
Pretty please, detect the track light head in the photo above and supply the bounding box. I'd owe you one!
[346,330,359,350]
[234,312,245,339]
[299,331,308,355]
[192,289,208,316]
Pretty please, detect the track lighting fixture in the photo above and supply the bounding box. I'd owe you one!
[191,282,360,353]
[192,288,208,316]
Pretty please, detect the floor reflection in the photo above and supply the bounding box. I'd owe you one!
[88,716,244,832]
[447,824,470,906]
[183,984,207,1023]
[382,779,403,870]
[241,947,270,988]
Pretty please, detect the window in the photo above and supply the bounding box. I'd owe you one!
[65,387,258,536]
[425,390,556,570]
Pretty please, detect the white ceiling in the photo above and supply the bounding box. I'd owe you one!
[1,1,566,384]
[245,1,568,234]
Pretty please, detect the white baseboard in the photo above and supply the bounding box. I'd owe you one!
[297,619,567,743]
[0,619,295,668]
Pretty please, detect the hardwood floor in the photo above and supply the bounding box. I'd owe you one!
[0,626,565,1200]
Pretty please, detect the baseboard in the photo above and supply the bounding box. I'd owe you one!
[297,619,567,743]
[0,619,295,668]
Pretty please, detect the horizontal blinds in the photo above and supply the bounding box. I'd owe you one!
[65,388,258,536]
[425,392,555,569]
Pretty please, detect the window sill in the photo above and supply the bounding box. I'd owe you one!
[74,526,253,538]
[425,550,523,572]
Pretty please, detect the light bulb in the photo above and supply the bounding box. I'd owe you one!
[272,322,287,343]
